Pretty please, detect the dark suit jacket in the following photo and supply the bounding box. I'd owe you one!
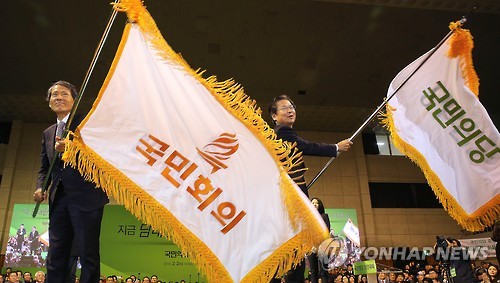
[29,231,39,242]
[274,124,337,196]
[321,213,331,231]
[36,114,108,211]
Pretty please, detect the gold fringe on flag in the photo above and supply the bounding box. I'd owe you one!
[447,22,480,97]
[64,0,328,282]
[381,110,500,232]
[380,23,498,232]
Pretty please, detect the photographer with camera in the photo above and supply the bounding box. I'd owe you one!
[433,236,477,283]
[474,267,490,283]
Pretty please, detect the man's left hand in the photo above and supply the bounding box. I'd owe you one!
[337,139,353,152]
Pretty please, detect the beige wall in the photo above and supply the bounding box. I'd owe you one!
[0,124,492,255]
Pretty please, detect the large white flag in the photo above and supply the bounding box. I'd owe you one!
[64,1,328,282]
[383,22,499,231]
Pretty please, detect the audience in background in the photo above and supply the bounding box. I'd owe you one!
[488,264,500,283]
[34,271,45,283]
[2,259,500,283]
[5,272,19,283]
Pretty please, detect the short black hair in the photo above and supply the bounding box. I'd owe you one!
[46,80,78,101]
[268,94,295,124]
[474,267,486,276]
[450,238,461,247]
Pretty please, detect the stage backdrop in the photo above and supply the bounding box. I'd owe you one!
[325,208,358,237]
[3,205,357,281]
[3,204,206,282]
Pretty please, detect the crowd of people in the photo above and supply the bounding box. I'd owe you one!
[0,269,190,283]
[0,268,45,283]
[373,261,500,283]
[4,226,47,268]
[304,260,500,283]
[1,261,498,283]
[99,274,188,283]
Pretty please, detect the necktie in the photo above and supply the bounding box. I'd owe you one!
[56,121,65,138]
[56,121,66,158]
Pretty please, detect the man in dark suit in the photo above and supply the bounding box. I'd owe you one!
[28,226,40,255]
[268,95,352,283]
[268,94,352,197]
[16,224,26,252]
[33,80,109,283]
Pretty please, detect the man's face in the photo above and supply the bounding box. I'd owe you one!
[23,273,31,281]
[428,270,438,279]
[107,278,114,283]
[151,276,157,283]
[34,272,44,282]
[272,99,296,127]
[389,273,396,280]
[8,273,18,283]
[49,85,75,117]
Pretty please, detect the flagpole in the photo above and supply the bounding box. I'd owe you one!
[32,1,120,218]
[306,16,468,191]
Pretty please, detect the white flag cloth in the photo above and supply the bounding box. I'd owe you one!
[383,23,499,231]
[65,2,328,282]
[342,219,360,247]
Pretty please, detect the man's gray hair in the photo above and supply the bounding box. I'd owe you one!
[46,80,77,101]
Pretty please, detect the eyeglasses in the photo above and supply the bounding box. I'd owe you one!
[278,105,296,112]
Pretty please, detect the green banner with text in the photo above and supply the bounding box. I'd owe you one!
[2,204,206,282]
[3,205,358,281]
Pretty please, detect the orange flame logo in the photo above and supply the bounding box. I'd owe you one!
[197,133,239,174]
